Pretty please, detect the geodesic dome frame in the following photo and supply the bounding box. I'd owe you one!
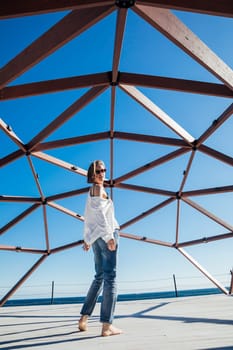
[1,0,233,306]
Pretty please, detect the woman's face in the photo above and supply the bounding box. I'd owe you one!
[94,163,106,184]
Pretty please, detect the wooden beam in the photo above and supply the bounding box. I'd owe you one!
[199,145,233,167]
[0,195,41,203]
[1,0,232,19]
[133,5,233,90]
[182,197,233,232]
[119,72,233,98]
[34,132,110,152]
[112,8,127,82]
[177,231,233,247]
[0,1,114,18]
[32,151,87,177]
[110,86,116,186]
[0,72,111,100]
[2,72,232,101]
[175,196,180,244]
[120,84,195,143]
[120,197,175,229]
[50,240,84,254]
[177,247,229,294]
[114,131,190,147]
[0,150,24,168]
[0,204,40,235]
[0,5,114,88]
[0,118,26,152]
[120,231,173,247]
[115,182,175,197]
[47,201,84,221]
[114,147,190,183]
[136,0,233,18]
[42,205,50,251]
[182,185,233,197]
[0,0,114,18]
[178,150,195,195]
[27,85,108,151]
[47,187,89,201]
[27,156,45,200]
[0,255,47,307]
[230,269,233,295]
[0,245,46,254]
[197,103,233,146]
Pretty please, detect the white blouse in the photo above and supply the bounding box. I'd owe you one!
[83,192,120,245]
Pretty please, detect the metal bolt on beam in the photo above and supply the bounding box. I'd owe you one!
[176,192,181,200]
[115,0,135,8]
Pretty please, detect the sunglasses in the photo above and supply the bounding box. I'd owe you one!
[95,169,106,174]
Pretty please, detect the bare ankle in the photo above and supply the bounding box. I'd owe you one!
[101,323,122,337]
[102,322,110,329]
[78,315,88,332]
[80,315,88,321]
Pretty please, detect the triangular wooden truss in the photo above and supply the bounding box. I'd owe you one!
[1,0,233,306]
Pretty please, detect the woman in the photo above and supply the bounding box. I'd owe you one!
[78,160,122,337]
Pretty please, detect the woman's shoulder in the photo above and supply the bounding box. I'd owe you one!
[89,184,109,199]
[90,184,102,197]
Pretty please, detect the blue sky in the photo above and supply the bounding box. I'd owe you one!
[1,6,233,300]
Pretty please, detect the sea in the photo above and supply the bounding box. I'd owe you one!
[3,287,225,307]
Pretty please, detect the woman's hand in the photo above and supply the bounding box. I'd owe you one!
[83,242,91,251]
[107,238,116,251]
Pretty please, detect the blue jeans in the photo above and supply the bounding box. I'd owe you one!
[80,230,119,324]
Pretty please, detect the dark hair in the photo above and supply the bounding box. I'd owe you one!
[87,160,105,183]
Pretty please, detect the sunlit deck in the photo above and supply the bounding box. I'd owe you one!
[0,294,232,350]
